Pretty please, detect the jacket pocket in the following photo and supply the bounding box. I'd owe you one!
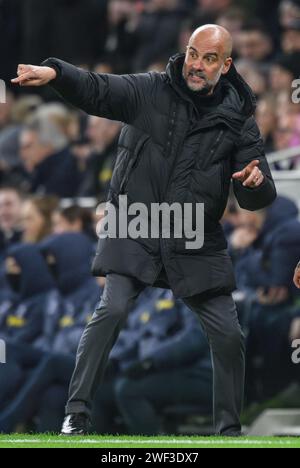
[119,135,149,194]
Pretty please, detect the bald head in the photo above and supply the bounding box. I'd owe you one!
[183,24,233,94]
[189,25,233,59]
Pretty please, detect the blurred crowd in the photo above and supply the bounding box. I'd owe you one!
[1,0,300,434]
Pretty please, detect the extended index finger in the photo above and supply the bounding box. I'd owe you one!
[11,70,35,84]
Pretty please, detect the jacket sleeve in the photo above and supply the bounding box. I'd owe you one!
[232,116,277,211]
[41,57,153,124]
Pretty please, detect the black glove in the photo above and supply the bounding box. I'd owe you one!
[123,359,154,379]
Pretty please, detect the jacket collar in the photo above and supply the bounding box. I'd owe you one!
[165,53,256,129]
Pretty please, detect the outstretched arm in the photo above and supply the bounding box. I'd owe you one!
[12,59,152,124]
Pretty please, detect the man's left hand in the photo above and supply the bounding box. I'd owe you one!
[232,160,264,188]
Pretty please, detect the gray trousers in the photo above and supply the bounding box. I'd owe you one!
[66,273,245,435]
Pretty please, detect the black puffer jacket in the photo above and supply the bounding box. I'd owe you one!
[42,54,276,298]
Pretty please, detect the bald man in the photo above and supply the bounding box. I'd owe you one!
[13,25,276,436]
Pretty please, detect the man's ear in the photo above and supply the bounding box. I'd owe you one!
[222,58,233,75]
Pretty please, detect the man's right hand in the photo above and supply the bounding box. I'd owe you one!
[11,64,57,87]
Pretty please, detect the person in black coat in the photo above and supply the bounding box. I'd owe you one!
[13,24,276,436]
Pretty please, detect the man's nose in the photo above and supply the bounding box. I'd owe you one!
[193,59,205,71]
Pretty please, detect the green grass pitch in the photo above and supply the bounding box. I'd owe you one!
[0,434,300,448]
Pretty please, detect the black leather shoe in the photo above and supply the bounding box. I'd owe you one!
[61,413,91,436]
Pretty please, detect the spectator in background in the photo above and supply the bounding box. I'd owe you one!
[104,0,139,74]
[0,96,44,189]
[281,20,300,53]
[216,7,246,46]
[279,0,300,30]
[235,22,274,69]
[113,290,212,436]
[0,244,59,345]
[132,0,187,71]
[0,186,23,256]
[40,232,99,310]
[255,96,277,154]
[0,185,24,302]
[0,233,101,433]
[197,0,233,17]
[231,196,300,301]
[0,242,63,419]
[52,205,97,242]
[20,104,82,197]
[253,0,281,48]
[79,117,121,197]
[270,52,300,94]
[235,59,267,98]
[272,113,300,170]
[230,197,300,400]
[22,196,59,244]
[277,89,300,117]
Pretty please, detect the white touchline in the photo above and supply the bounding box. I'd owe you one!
[0,439,294,445]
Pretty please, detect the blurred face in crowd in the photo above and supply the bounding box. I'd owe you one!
[108,0,134,25]
[282,29,300,53]
[22,200,46,243]
[198,0,232,13]
[280,1,300,28]
[150,0,177,9]
[86,117,110,152]
[217,10,245,39]
[5,257,21,275]
[235,60,266,97]
[274,114,298,150]
[276,90,300,117]
[183,25,233,94]
[0,189,22,233]
[237,208,266,232]
[235,30,272,61]
[86,117,121,151]
[20,129,50,172]
[52,211,82,235]
[256,99,277,139]
[270,65,293,92]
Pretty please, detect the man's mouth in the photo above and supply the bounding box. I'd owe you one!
[188,72,206,83]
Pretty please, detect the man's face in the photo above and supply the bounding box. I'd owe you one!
[282,29,300,53]
[183,34,232,94]
[198,0,232,14]
[0,190,22,232]
[236,31,271,61]
[238,209,266,231]
[20,130,44,172]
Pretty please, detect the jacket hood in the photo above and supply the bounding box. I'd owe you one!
[166,54,256,127]
[6,244,56,299]
[39,233,95,295]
